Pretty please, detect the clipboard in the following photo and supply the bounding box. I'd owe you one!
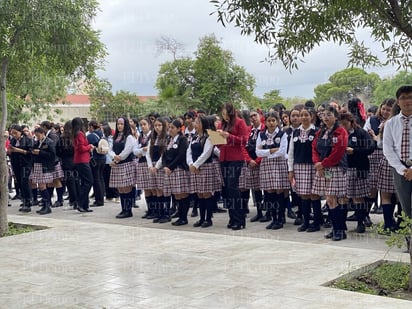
[207,129,227,145]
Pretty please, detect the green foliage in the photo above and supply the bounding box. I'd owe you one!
[332,278,377,295]
[375,212,412,250]
[370,262,410,292]
[212,0,412,70]
[314,68,381,104]
[155,34,255,114]
[3,222,34,237]
[373,71,412,105]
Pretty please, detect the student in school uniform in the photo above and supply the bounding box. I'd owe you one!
[218,103,249,230]
[155,119,190,226]
[109,117,137,218]
[256,112,290,230]
[312,106,348,241]
[146,117,169,223]
[288,107,323,232]
[239,110,265,222]
[364,99,395,216]
[187,115,222,227]
[339,112,375,233]
[134,117,153,218]
[8,124,34,212]
[29,127,56,215]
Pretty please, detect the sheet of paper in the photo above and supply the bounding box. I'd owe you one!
[207,129,227,145]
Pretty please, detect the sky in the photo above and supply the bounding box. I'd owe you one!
[93,0,397,100]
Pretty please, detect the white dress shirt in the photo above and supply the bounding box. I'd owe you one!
[383,113,412,175]
[256,128,287,159]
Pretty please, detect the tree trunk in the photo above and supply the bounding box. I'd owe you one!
[0,57,9,237]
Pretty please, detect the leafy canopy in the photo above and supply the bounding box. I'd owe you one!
[211,0,412,70]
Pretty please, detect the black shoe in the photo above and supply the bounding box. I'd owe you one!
[297,224,308,232]
[323,219,332,228]
[171,211,179,218]
[191,210,198,217]
[215,207,227,213]
[272,222,283,230]
[172,219,188,226]
[259,215,271,222]
[78,207,93,213]
[332,231,347,241]
[141,212,149,219]
[91,201,104,207]
[146,214,156,219]
[346,213,357,221]
[201,221,213,228]
[356,223,366,234]
[364,216,373,228]
[36,206,46,214]
[20,206,31,213]
[38,207,51,215]
[325,231,334,239]
[116,211,132,218]
[375,206,383,214]
[32,200,40,206]
[227,220,234,229]
[193,220,204,227]
[158,217,171,223]
[250,214,262,222]
[293,217,303,226]
[306,225,321,233]
[11,195,21,200]
[52,201,63,208]
[287,210,297,219]
[266,221,275,229]
[231,224,245,230]
[153,217,161,223]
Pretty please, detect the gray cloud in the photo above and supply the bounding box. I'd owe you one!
[94,0,395,100]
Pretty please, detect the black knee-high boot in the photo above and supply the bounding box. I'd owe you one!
[355,202,367,233]
[275,193,285,229]
[265,192,277,229]
[37,189,51,215]
[306,199,322,232]
[194,198,206,227]
[158,196,171,223]
[250,190,263,222]
[298,199,311,232]
[142,195,152,219]
[116,193,126,218]
[172,197,189,226]
[332,204,347,241]
[241,190,250,214]
[153,196,165,223]
[382,203,395,231]
[204,197,214,227]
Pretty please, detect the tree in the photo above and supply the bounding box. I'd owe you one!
[313,68,381,105]
[0,0,106,236]
[212,0,412,70]
[373,71,412,105]
[256,89,284,111]
[192,34,255,113]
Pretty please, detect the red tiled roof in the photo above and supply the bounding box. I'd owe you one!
[61,94,157,105]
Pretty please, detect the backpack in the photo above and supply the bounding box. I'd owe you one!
[96,138,110,155]
[92,133,110,155]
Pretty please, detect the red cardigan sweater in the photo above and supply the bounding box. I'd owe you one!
[219,117,249,162]
[73,132,92,164]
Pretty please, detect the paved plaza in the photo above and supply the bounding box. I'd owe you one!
[1,198,411,308]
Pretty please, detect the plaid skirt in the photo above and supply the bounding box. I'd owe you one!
[145,165,166,191]
[293,163,316,196]
[163,168,191,196]
[346,167,370,198]
[259,157,290,190]
[52,162,64,180]
[377,157,395,193]
[135,161,151,190]
[109,161,136,188]
[312,166,347,197]
[189,162,223,193]
[239,164,260,190]
[368,149,383,189]
[29,163,54,184]
[213,158,224,186]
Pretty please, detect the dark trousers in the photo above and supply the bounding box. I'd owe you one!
[17,165,32,202]
[392,168,412,218]
[74,163,93,210]
[64,168,78,204]
[91,159,105,203]
[104,164,119,199]
[221,161,244,225]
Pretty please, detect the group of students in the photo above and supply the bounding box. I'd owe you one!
[5,88,412,246]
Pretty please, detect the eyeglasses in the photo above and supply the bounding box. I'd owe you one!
[398,95,412,101]
[250,114,258,117]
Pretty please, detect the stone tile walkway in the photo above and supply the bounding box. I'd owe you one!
[1,199,411,308]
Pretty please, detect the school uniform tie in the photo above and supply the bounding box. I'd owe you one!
[401,116,410,162]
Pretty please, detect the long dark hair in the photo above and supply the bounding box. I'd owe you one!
[149,116,168,159]
[113,116,132,141]
[71,117,85,139]
[221,102,237,132]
